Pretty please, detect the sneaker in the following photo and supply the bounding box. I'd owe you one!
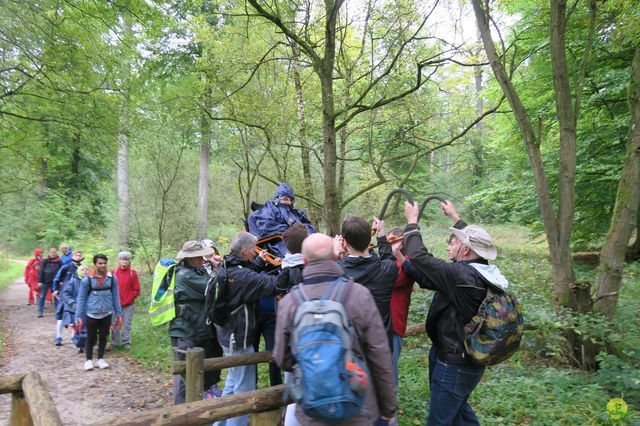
[96,359,109,369]
[124,344,131,350]
[54,337,62,346]
[78,347,84,354]
[84,360,94,371]
[203,384,223,399]
[37,313,43,318]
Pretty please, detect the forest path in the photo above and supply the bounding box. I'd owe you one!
[0,261,171,425]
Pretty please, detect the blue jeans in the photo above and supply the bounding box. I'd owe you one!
[392,333,403,385]
[426,346,484,426]
[213,345,256,426]
[37,282,57,314]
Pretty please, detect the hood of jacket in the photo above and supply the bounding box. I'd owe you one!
[274,182,294,200]
[281,252,304,269]
[34,248,43,257]
[469,262,509,290]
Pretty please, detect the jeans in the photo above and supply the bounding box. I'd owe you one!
[37,282,55,314]
[426,346,484,426]
[213,345,256,426]
[171,336,223,405]
[86,315,112,360]
[392,333,403,385]
[112,304,135,346]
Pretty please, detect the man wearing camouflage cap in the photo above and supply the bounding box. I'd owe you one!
[402,200,508,425]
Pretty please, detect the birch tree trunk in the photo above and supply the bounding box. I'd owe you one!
[595,45,640,318]
[117,13,132,250]
[198,90,212,240]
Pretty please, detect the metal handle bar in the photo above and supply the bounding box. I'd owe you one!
[378,189,414,221]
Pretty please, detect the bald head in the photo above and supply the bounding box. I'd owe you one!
[302,233,334,263]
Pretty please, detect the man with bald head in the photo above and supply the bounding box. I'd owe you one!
[273,233,396,426]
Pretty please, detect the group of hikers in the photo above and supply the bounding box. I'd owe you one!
[159,183,518,426]
[24,246,140,371]
[20,182,517,425]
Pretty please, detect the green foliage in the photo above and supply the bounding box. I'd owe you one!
[0,259,25,358]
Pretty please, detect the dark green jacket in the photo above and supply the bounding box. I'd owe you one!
[168,264,214,341]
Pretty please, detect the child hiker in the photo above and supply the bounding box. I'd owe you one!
[76,254,122,371]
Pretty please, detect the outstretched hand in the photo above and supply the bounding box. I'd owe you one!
[75,318,83,333]
[372,217,385,237]
[440,200,460,223]
[404,201,419,224]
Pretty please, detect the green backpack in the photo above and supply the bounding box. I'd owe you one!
[148,259,178,326]
[463,280,524,366]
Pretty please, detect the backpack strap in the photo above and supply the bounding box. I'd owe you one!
[325,276,352,304]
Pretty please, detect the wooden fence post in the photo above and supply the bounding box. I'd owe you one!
[10,391,32,426]
[185,347,204,403]
[22,372,63,426]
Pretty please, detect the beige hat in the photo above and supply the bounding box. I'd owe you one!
[449,225,497,260]
[176,240,215,260]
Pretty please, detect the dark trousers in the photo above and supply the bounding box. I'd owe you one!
[86,315,112,360]
[426,346,485,426]
[172,335,223,405]
[253,310,282,386]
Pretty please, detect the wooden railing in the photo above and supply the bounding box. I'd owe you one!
[0,372,63,426]
[1,323,428,426]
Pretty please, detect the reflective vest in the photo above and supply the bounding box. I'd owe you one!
[148,259,177,326]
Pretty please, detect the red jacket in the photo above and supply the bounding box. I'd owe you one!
[113,266,141,307]
[24,249,43,288]
[390,257,414,337]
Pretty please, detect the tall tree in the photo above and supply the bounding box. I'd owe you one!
[247,0,439,233]
[117,10,134,249]
[471,0,597,367]
[595,45,640,318]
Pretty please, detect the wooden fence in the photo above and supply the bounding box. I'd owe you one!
[0,372,63,426]
[1,323,428,426]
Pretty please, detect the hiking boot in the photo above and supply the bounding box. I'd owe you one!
[203,384,223,399]
[96,359,110,369]
[54,337,62,346]
[84,360,94,371]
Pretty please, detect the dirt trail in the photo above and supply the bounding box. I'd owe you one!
[0,262,171,425]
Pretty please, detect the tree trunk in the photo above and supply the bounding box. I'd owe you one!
[550,0,578,295]
[472,30,484,184]
[198,92,211,240]
[117,13,132,250]
[595,45,640,319]
[319,1,343,235]
[338,69,351,208]
[291,43,320,225]
[471,0,574,305]
[629,202,640,260]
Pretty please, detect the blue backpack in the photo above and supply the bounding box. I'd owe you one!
[288,277,368,423]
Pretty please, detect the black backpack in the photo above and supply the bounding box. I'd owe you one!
[204,262,230,326]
